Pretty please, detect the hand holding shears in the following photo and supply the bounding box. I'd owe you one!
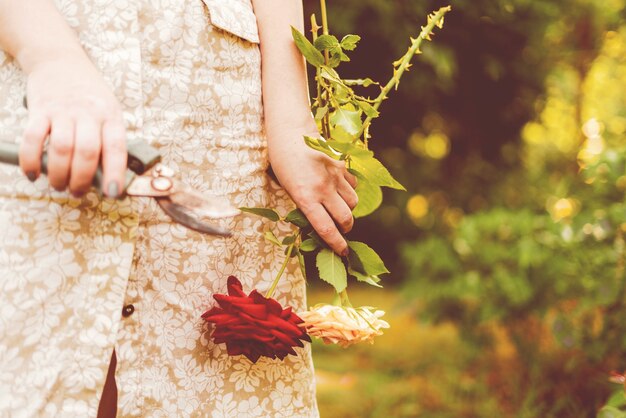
[0,139,239,236]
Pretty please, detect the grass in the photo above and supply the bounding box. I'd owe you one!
[308,287,505,418]
[308,285,620,418]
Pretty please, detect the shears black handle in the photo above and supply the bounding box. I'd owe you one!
[0,140,161,195]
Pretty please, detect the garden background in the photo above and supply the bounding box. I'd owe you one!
[301,0,626,417]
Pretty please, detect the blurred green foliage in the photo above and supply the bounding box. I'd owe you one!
[304,0,626,417]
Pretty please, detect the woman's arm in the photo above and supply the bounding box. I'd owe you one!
[250,1,314,135]
[252,0,358,256]
[0,0,126,197]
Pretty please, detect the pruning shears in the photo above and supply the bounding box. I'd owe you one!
[0,140,239,236]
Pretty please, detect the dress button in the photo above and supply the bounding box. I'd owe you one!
[122,304,135,317]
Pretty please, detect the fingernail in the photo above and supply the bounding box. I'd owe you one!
[107,181,119,198]
[341,248,349,257]
[26,171,37,182]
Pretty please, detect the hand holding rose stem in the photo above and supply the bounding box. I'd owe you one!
[227,1,451,354]
[253,0,359,260]
[258,0,451,303]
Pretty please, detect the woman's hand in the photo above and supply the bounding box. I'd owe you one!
[252,0,358,254]
[19,53,127,197]
[269,129,358,256]
[0,0,127,196]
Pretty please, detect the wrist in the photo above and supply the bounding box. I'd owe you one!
[267,129,322,169]
[265,113,318,139]
[17,45,89,75]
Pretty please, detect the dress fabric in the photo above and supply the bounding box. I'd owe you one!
[0,0,319,417]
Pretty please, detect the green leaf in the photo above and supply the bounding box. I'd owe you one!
[314,106,328,123]
[282,235,296,245]
[303,135,341,159]
[319,68,354,96]
[326,140,373,159]
[285,209,310,228]
[291,26,324,67]
[607,390,626,408]
[348,268,383,288]
[340,34,361,51]
[356,100,380,118]
[330,108,362,136]
[314,34,339,51]
[240,207,281,222]
[319,66,343,84]
[328,54,342,68]
[334,49,350,62]
[300,238,319,252]
[347,241,389,276]
[333,83,352,103]
[351,156,405,190]
[329,125,354,143]
[316,248,348,292]
[343,78,377,87]
[598,406,626,418]
[263,230,281,246]
[308,231,327,248]
[350,171,383,218]
[319,42,348,68]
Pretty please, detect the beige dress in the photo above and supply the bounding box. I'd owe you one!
[0,0,318,416]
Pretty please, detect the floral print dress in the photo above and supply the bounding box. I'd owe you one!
[0,0,318,416]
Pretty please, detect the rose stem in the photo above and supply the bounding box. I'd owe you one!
[319,0,332,139]
[311,15,322,112]
[339,289,352,307]
[265,242,295,299]
[320,0,329,38]
[357,6,451,140]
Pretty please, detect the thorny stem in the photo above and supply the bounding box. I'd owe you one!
[363,125,370,148]
[319,0,330,64]
[310,14,321,41]
[319,0,332,139]
[311,14,328,138]
[358,6,451,139]
[321,92,331,139]
[311,14,321,104]
[265,242,295,299]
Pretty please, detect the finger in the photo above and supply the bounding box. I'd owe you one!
[19,113,50,181]
[101,118,127,198]
[344,170,358,189]
[337,178,359,210]
[47,117,75,190]
[323,194,354,234]
[69,118,102,196]
[300,202,348,256]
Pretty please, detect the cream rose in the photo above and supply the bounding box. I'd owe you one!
[298,304,390,347]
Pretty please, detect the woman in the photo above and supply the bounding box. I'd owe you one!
[0,0,358,416]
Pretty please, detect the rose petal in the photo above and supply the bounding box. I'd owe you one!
[200,307,223,320]
[268,315,305,336]
[214,294,253,306]
[226,276,246,297]
[249,290,283,316]
[233,302,268,319]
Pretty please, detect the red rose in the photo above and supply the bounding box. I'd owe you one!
[201,276,311,363]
